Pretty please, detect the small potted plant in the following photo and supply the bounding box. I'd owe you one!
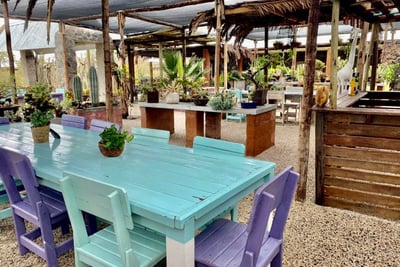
[146,85,159,103]
[208,92,235,110]
[21,82,55,143]
[192,88,209,106]
[98,125,133,157]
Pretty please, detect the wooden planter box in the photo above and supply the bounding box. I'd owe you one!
[70,106,122,129]
[314,92,400,220]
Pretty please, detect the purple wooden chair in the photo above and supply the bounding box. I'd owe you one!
[195,166,299,267]
[89,118,121,132]
[0,147,73,267]
[61,114,87,129]
[0,117,10,124]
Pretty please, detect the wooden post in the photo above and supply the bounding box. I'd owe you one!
[264,27,269,85]
[102,0,114,121]
[362,23,379,91]
[325,47,332,79]
[2,0,17,103]
[370,24,380,91]
[127,44,135,102]
[159,42,164,81]
[329,0,340,109]
[296,0,321,202]
[214,0,222,93]
[357,22,369,91]
[224,37,228,90]
[203,48,211,86]
[149,62,154,86]
[118,12,129,119]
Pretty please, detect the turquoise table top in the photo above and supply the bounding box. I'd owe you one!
[0,123,276,266]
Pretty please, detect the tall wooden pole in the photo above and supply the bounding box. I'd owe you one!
[102,0,113,121]
[296,0,321,202]
[264,26,269,85]
[118,12,129,119]
[357,22,369,90]
[362,23,379,91]
[214,0,222,93]
[127,44,135,102]
[223,37,228,90]
[329,0,340,109]
[2,0,17,103]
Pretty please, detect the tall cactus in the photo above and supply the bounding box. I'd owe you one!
[72,75,83,103]
[88,66,99,106]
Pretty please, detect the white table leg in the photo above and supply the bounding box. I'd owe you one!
[166,237,194,267]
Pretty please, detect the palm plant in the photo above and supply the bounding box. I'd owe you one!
[162,51,207,97]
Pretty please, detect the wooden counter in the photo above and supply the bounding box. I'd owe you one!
[313,91,400,220]
[139,102,277,157]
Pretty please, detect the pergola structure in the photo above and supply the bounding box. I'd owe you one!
[2,0,400,201]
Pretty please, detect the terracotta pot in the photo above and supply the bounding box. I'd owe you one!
[31,125,50,143]
[98,142,124,157]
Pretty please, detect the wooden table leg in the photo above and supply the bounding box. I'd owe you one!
[205,112,221,139]
[140,107,175,133]
[185,110,204,147]
[246,111,275,156]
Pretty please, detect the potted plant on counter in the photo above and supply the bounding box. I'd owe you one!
[21,82,56,143]
[208,92,235,110]
[192,88,209,106]
[98,125,133,157]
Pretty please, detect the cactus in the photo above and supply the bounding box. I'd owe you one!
[72,75,83,103]
[88,66,99,106]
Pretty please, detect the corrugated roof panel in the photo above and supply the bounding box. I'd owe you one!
[0,21,56,51]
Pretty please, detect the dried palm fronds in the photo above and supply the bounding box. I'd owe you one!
[190,0,310,45]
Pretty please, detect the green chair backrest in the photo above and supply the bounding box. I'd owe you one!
[193,136,245,157]
[132,127,170,145]
[61,171,137,266]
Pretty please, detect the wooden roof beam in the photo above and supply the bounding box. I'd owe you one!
[125,13,183,29]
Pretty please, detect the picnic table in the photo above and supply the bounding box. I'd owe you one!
[0,123,275,266]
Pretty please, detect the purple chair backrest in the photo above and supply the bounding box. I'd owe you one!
[243,166,299,266]
[0,147,41,209]
[89,119,121,132]
[0,117,10,125]
[61,114,87,129]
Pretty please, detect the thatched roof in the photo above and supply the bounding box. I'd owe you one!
[190,0,400,45]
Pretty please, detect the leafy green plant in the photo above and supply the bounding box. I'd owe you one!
[29,110,54,127]
[99,125,133,150]
[162,51,208,96]
[21,82,55,127]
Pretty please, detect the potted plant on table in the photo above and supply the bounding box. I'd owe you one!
[208,91,235,110]
[21,82,56,143]
[98,125,133,157]
[192,88,209,106]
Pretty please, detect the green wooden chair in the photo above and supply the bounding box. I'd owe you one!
[60,171,166,267]
[193,136,245,221]
[132,127,170,145]
[193,136,245,158]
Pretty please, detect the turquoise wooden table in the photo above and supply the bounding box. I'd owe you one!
[0,123,276,267]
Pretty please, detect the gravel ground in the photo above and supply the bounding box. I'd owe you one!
[0,106,399,266]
